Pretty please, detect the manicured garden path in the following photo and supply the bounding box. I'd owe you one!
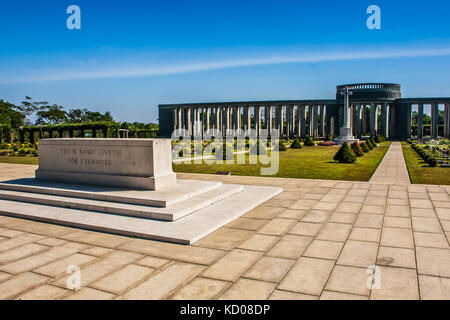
[370,142,411,185]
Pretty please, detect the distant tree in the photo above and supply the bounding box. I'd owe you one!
[35,105,68,125]
[67,108,114,123]
[0,100,25,130]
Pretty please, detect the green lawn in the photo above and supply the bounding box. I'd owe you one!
[0,156,39,165]
[174,142,391,181]
[401,141,450,185]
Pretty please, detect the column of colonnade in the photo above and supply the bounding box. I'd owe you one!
[174,104,332,139]
[445,103,450,138]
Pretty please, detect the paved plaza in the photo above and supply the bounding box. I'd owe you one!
[0,143,449,300]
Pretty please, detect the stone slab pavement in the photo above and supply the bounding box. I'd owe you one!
[0,163,449,300]
[370,142,411,185]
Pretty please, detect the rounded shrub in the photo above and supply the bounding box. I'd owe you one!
[351,142,364,157]
[333,142,357,163]
[428,157,438,167]
[370,138,378,148]
[366,139,374,150]
[360,142,370,153]
[304,137,315,147]
[290,138,303,149]
[278,141,287,151]
[324,134,332,142]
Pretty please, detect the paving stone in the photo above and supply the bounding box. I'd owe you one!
[257,218,296,236]
[34,253,98,277]
[170,277,229,300]
[290,199,319,211]
[410,208,436,218]
[64,287,115,300]
[278,257,334,296]
[387,198,409,206]
[377,246,416,269]
[225,218,268,231]
[328,213,357,224]
[266,235,312,259]
[419,275,450,300]
[118,239,225,265]
[244,256,295,283]
[137,256,170,269]
[348,227,381,243]
[16,284,69,300]
[238,234,279,252]
[194,228,254,250]
[364,197,386,206]
[288,222,322,237]
[277,209,308,220]
[436,208,450,220]
[433,201,450,209]
[201,249,262,282]
[312,201,339,211]
[13,221,74,237]
[81,246,113,257]
[337,240,378,268]
[0,271,12,283]
[380,227,414,249]
[370,266,419,300]
[383,217,411,229]
[412,217,443,233]
[410,199,433,209]
[325,265,370,296]
[0,233,45,253]
[316,223,352,242]
[269,290,317,300]
[355,214,383,228]
[343,196,365,203]
[388,191,408,199]
[414,232,449,249]
[360,205,385,215]
[320,291,368,300]
[243,207,284,219]
[302,193,325,200]
[219,278,276,300]
[118,262,205,300]
[320,193,346,203]
[53,251,142,288]
[0,272,48,299]
[429,193,450,201]
[0,228,23,238]
[301,210,330,224]
[0,243,48,264]
[0,242,88,274]
[37,238,67,247]
[416,247,450,277]
[385,205,411,217]
[92,264,155,294]
[334,202,362,214]
[303,240,343,260]
[61,230,131,248]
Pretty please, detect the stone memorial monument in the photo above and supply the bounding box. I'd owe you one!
[335,86,359,145]
[0,138,282,244]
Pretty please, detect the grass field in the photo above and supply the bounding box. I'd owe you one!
[0,156,39,165]
[174,142,391,181]
[401,141,450,185]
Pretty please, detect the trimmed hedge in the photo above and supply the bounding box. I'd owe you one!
[291,138,303,149]
[334,142,357,163]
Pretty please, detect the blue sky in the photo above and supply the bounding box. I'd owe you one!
[1,0,450,123]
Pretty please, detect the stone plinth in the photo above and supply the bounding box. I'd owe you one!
[36,139,177,190]
[334,127,359,145]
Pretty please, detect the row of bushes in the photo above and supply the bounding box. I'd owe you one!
[334,138,379,163]
[411,143,438,167]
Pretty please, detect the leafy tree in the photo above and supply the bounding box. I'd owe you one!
[35,105,68,125]
[0,100,25,130]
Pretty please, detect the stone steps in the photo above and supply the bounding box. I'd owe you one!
[0,184,243,221]
[0,185,282,244]
[0,179,222,207]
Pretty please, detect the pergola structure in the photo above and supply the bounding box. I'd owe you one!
[158,83,450,140]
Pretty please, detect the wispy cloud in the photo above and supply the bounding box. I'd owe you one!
[2,46,450,84]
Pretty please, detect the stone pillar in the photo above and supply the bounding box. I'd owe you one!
[355,104,362,138]
[244,106,251,132]
[254,106,261,137]
[319,105,325,137]
[225,107,231,134]
[265,106,272,131]
[299,105,306,137]
[418,104,424,139]
[361,105,367,136]
[445,103,450,138]
[275,106,282,136]
[236,106,241,131]
[185,107,192,135]
[288,105,295,138]
[431,103,439,138]
[370,103,378,137]
[312,105,319,138]
[205,108,210,131]
[381,103,388,137]
[177,108,182,130]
